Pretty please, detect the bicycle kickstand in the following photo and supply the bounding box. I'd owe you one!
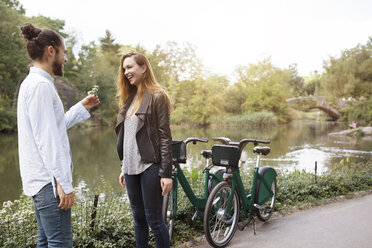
[239,213,256,235]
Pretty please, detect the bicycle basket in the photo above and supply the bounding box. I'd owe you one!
[171,140,186,163]
[212,145,239,168]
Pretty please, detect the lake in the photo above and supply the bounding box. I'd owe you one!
[1,120,371,204]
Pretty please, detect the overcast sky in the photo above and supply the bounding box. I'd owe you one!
[20,0,372,78]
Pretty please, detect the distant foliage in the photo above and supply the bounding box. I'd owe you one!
[235,58,292,122]
[2,1,372,131]
[339,96,372,123]
[211,111,278,127]
[0,96,16,132]
[322,37,372,99]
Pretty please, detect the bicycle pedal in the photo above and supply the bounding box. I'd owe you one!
[253,203,265,210]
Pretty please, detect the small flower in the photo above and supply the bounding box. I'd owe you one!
[87,85,99,96]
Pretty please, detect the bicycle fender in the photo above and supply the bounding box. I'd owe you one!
[256,166,277,205]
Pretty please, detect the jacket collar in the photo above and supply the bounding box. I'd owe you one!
[135,90,151,116]
[135,90,151,132]
[115,90,151,129]
[115,93,134,129]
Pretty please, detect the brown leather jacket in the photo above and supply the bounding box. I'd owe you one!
[115,90,172,178]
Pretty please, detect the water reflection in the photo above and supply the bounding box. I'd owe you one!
[1,120,371,204]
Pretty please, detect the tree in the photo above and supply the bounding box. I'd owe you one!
[223,82,247,114]
[27,15,67,37]
[288,64,305,97]
[153,42,203,82]
[234,58,291,122]
[1,0,24,14]
[322,37,372,98]
[0,0,28,100]
[63,35,80,82]
[171,74,226,126]
[99,30,120,55]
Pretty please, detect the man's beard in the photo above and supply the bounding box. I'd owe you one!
[53,60,64,76]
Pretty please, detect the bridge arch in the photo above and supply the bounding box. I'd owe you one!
[286,96,340,121]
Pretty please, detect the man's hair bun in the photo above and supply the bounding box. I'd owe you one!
[20,22,62,60]
[21,23,41,41]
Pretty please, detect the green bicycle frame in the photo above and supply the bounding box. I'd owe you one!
[171,163,223,217]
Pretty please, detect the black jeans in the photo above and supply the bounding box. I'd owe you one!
[124,164,170,248]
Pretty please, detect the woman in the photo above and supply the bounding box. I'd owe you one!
[115,52,173,248]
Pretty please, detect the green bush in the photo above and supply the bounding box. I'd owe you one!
[0,171,207,248]
[0,97,17,132]
[0,181,138,248]
[1,162,371,247]
[276,162,372,210]
[339,96,372,123]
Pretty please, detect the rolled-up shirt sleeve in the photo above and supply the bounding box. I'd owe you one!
[65,101,90,130]
[27,82,73,194]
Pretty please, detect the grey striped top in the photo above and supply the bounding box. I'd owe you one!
[121,94,152,175]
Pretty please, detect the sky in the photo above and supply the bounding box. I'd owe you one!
[19,0,372,78]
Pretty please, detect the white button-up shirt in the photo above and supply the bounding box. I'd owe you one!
[17,67,90,197]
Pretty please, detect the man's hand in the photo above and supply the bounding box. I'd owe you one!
[82,94,100,110]
[160,178,173,196]
[119,171,126,188]
[56,181,74,210]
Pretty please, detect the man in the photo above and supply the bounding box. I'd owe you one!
[18,23,100,247]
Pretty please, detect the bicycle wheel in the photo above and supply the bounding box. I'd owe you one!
[255,173,277,222]
[162,190,174,240]
[204,181,240,248]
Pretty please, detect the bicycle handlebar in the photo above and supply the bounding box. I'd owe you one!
[185,137,208,145]
[213,137,231,145]
[213,137,270,157]
[238,138,270,155]
[239,138,270,145]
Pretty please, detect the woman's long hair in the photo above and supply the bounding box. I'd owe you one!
[116,52,171,118]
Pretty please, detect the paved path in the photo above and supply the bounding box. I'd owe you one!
[194,193,372,248]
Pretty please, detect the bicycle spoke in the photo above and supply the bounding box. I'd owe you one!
[208,186,236,243]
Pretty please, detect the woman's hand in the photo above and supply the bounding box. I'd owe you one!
[119,171,126,188]
[160,178,173,196]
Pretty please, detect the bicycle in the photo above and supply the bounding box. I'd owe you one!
[162,137,226,240]
[203,137,277,248]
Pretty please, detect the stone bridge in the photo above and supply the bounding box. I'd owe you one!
[286,96,341,121]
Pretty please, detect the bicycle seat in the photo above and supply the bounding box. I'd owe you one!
[200,150,213,159]
[253,146,271,156]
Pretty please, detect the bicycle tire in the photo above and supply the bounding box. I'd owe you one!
[162,190,174,240]
[204,181,240,248]
[255,169,277,222]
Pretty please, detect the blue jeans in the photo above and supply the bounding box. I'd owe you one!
[32,183,72,248]
[125,164,170,248]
